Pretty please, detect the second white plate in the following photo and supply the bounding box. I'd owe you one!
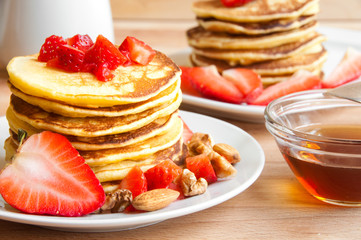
[170,26,361,123]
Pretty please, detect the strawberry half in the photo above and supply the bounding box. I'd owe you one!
[180,66,203,97]
[38,35,67,62]
[189,65,244,104]
[222,68,263,102]
[119,36,156,66]
[0,131,105,216]
[322,48,361,88]
[186,154,217,184]
[248,70,321,106]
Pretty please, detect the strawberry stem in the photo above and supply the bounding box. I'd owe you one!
[17,129,28,146]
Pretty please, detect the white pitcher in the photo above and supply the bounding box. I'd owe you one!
[0,0,115,69]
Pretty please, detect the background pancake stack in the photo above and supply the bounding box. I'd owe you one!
[187,0,327,86]
[5,51,183,193]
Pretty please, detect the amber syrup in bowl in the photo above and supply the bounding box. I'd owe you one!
[280,124,361,206]
[265,89,361,206]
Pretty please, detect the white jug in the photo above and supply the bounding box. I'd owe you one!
[0,0,115,69]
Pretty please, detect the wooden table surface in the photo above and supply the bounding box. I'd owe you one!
[1,0,361,239]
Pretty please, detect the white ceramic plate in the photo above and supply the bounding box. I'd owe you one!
[0,111,265,232]
[170,26,361,123]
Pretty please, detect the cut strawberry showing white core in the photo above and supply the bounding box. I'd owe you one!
[322,48,361,88]
[0,131,105,217]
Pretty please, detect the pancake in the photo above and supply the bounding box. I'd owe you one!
[4,137,17,163]
[92,139,184,182]
[9,78,180,117]
[9,91,182,137]
[187,21,318,50]
[8,111,180,151]
[7,51,181,107]
[79,116,183,166]
[191,32,326,65]
[197,14,316,35]
[192,0,319,23]
[190,46,328,75]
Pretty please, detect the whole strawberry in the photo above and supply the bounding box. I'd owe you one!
[0,131,105,216]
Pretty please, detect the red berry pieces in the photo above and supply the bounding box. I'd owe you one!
[144,160,182,190]
[119,166,147,198]
[186,154,217,184]
[322,48,361,88]
[38,35,67,62]
[119,36,156,65]
[249,70,321,106]
[66,34,94,52]
[189,65,244,104]
[47,45,85,72]
[38,34,156,81]
[221,0,253,7]
[84,35,127,81]
[0,131,105,217]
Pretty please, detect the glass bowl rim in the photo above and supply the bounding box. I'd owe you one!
[264,89,361,145]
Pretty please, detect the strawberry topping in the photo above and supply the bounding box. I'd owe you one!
[119,36,156,66]
[0,131,105,216]
[221,0,253,7]
[38,34,155,81]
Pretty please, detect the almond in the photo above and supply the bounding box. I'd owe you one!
[132,189,180,211]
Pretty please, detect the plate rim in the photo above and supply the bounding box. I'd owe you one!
[0,110,265,231]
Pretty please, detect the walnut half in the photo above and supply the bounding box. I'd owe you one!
[95,189,133,213]
[180,169,207,197]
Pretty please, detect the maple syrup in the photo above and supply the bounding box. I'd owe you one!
[280,124,361,205]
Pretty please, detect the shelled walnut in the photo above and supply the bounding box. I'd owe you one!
[95,189,133,213]
[180,169,208,196]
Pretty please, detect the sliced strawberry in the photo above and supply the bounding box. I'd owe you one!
[222,68,263,102]
[186,154,217,184]
[189,65,244,104]
[180,66,203,97]
[47,45,85,72]
[119,36,156,65]
[168,182,185,200]
[84,35,127,81]
[248,70,321,106]
[180,116,193,144]
[221,0,253,7]
[0,131,105,216]
[38,35,67,62]
[322,48,361,88]
[144,160,182,190]
[119,166,147,198]
[66,34,94,52]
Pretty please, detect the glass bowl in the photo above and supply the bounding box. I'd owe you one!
[265,89,361,206]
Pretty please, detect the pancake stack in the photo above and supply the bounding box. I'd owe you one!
[187,0,327,86]
[4,50,183,193]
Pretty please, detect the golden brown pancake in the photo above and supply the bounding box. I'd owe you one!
[191,32,326,65]
[187,21,318,50]
[79,116,183,166]
[197,14,316,35]
[9,91,181,137]
[192,0,319,22]
[8,111,180,151]
[8,79,180,117]
[190,47,327,75]
[7,51,181,107]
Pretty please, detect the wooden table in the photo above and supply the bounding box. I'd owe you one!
[1,0,361,239]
